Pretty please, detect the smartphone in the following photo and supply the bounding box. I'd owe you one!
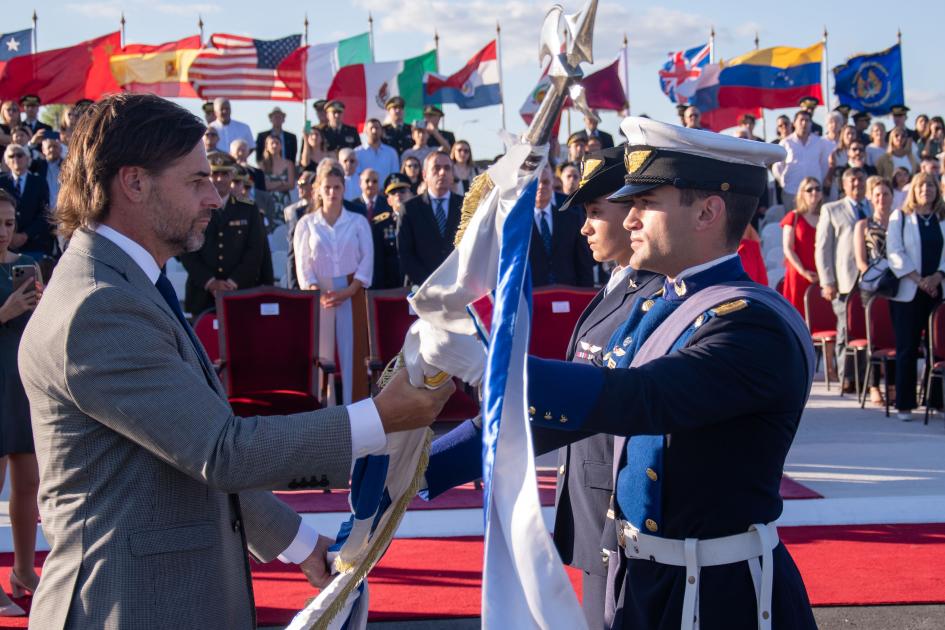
[12,265,36,293]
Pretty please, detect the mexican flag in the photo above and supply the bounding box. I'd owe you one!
[276,32,373,101]
[326,50,438,130]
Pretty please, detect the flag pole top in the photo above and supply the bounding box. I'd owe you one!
[897,28,902,43]
[32,9,37,22]
[368,12,373,26]
[822,25,828,41]
[754,31,759,49]
[710,26,715,38]
[120,12,125,26]
[496,20,501,34]
[623,32,628,47]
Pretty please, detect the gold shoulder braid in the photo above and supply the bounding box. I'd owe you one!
[453,172,495,247]
[711,299,749,317]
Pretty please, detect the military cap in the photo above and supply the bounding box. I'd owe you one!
[385,96,406,109]
[675,103,688,116]
[890,105,910,116]
[423,104,445,118]
[833,104,851,116]
[852,111,871,122]
[798,96,820,108]
[567,131,588,146]
[202,101,215,113]
[609,117,786,202]
[560,144,626,212]
[19,94,40,106]
[325,100,345,112]
[207,151,237,173]
[384,172,412,195]
[313,99,328,110]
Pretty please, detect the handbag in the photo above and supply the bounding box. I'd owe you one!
[859,217,904,298]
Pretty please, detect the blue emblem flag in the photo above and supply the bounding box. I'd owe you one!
[0,29,32,63]
[832,43,903,115]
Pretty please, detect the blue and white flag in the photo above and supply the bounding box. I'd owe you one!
[0,29,32,65]
[658,42,711,104]
[832,43,904,115]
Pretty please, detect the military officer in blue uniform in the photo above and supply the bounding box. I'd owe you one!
[423,145,662,628]
[370,173,413,289]
[427,119,817,629]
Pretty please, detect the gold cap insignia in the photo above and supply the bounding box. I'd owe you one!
[624,149,652,175]
[674,279,687,297]
[580,158,604,187]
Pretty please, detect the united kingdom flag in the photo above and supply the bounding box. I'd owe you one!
[658,43,711,104]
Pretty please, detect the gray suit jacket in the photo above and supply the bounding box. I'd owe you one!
[815,197,871,295]
[19,229,353,629]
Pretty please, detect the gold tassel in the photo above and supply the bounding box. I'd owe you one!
[454,172,495,247]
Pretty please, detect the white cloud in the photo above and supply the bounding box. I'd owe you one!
[65,2,123,20]
[354,0,756,71]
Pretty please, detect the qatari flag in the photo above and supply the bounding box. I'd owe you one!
[579,53,628,111]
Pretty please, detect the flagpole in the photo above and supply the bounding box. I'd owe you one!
[622,33,630,115]
[755,32,767,140]
[120,12,126,49]
[198,15,204,43]
[709,26,715,63]
[823,26,831,112]
[302,13,309,129]
[497,21,507,130]
[897,27,903,114]
[368,12,375,62]
[32,10,38,52]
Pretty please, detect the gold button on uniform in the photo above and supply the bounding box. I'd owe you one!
[645,467,658,481]
[645,518,658,532]
[528,406,536,416]
[559,414,568,423]
[558,465,565,476]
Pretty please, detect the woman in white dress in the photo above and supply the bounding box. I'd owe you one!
[293,163,373,405]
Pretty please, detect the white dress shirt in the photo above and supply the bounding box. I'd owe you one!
[294,209,374,290]
[605,265,633,295]
[533,204,554,236]
[773,133,834,195]
[95,223,386,563]
[354,143,400,183]
[46,159,62,209]
[210,119,254,155]
[344,174,362,201]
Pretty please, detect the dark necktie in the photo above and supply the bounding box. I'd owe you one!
[434,198,447,236]
[155,272,215,384]
[854,201,865,220]
[15,176,24,198]
[539,211,553,256]
[367,197,374,219]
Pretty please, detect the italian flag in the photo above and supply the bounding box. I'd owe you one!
[276,32,373,101]
[327,50,438,130]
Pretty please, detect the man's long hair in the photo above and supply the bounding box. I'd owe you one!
[57,94,206,239]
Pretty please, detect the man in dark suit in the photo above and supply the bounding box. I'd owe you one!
[583,110,614,149]
[1,143,53,257]
[320,100,361,152]
[179,152,268,315]
[397,151,462,286]
[254,106,297,163]
[530,165,594,287]
[348,168,392,221]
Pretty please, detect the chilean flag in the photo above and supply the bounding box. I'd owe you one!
[424,40,501,109]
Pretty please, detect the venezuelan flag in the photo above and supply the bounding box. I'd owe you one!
[717,43,823,109]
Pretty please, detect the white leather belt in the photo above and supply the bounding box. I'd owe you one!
[616,519,779,630]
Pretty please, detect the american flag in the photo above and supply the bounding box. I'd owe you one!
[189,33,302,100]
[658,43,711,104]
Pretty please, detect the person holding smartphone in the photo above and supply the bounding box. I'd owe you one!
[0,188,42,616]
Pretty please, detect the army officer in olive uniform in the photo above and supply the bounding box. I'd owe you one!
[319,100,361,153]
[180,152,268,315]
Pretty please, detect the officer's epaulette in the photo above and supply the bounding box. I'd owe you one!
[372,211,391,224]
[710,299,749,317]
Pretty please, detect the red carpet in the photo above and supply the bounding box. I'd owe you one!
[276,471,821,514]
[0,523,941,627]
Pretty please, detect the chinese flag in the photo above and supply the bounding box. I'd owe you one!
[0,32,121,103]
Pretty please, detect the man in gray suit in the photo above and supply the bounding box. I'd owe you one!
[815,167,871,391]
[18,94,453,629]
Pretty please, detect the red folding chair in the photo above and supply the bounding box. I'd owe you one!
[924,301,945,427]
[216,287,333,416]
[803,284,838,391]
[845,291,868,400]
[192,309,220,367]
[364,288,479,423]
[861,295,897,417]
[529,285,598,360]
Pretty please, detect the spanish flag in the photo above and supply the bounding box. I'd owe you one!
[110,35,202,98]
[716,42,823,109]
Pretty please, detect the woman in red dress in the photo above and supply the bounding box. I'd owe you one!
[780,176,823,314]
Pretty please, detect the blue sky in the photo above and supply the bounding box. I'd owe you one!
[7,0,944,157]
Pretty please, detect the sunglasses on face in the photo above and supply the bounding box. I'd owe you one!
[8,152,26,158]
[404,163,419,169]
[804,186,822,193]
[850,147,864,153]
